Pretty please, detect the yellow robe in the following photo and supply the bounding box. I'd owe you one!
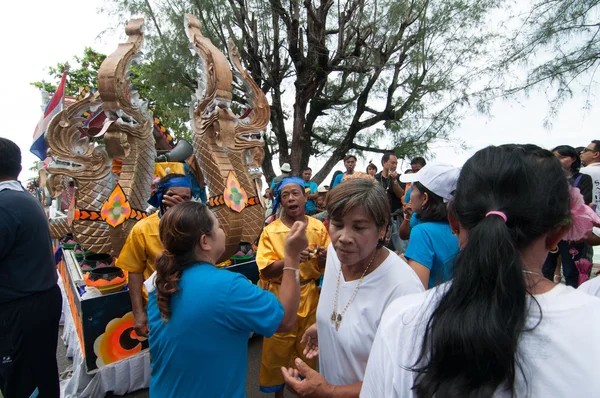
[115,212,163,301]
[256,216,330,391]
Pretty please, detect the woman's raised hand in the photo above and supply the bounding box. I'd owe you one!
[285,220,309,261]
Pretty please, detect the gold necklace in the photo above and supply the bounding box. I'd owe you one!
[331,251,377,331]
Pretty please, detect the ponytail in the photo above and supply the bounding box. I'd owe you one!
[154,201,216,322]
[155,250,184,321]
[411,145,570,397]
[412,216,527,396]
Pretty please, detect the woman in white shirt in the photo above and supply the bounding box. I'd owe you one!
[361,145,600,397]
[281,178,424,397]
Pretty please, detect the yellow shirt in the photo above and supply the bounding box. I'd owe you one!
[116,211,162,282]
[257,216,330,316]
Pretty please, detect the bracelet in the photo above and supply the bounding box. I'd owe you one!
[283,267,300,282]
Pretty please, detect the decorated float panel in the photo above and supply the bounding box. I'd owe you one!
[39,15,269,373]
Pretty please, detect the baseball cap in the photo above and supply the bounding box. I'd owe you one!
[281,163,292,172]
[399,163,460,202]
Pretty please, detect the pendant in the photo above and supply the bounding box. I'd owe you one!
[335,314,342,331]
[330,311,336,324]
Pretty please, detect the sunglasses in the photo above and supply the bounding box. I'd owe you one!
[581,148,598,153]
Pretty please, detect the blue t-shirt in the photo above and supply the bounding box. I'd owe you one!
[147,262,284,397]
[304,181,318,212]
[331,173,344,188]
[405,222,459,289]
[409,212,420,228]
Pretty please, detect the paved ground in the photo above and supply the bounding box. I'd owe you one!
[56,328,267,398]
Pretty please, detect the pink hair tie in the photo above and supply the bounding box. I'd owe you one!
[486,211,507,223]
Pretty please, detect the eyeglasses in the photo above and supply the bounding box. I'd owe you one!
[581,148,598,153]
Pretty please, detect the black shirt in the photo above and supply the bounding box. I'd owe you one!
[0,188,57,303]
[375,171,403,213]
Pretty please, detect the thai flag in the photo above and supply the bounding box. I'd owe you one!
[30,72,67,160]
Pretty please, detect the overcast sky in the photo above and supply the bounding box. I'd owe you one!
[2,0,598,183]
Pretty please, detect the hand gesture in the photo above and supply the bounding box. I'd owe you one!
[390,170,399,180]
[285,220,308,260]
[281,358,331,397]
[403,202,413,221]
[299,247,312,263]
[162,191,187,209]
[301,323,319,359]
[133,311,149,337]
[316,246,327,264]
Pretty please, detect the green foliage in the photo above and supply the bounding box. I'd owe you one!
[493,0,600,123]
[101,0,503,182]
[30,47,106,96]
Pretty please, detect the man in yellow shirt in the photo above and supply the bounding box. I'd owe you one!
[116,173,192,337]
[257,177,330,396]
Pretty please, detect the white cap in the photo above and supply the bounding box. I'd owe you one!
[318,186,329,193]
[280,163,292,172]
[400,163,460,202]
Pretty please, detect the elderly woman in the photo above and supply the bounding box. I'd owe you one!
[281,178,423,396]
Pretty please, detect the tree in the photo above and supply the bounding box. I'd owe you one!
[103,0,501,183]
[495,0,600,123]
[31,47,107,96]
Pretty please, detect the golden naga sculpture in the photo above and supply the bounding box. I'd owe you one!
[45,19,154,256]
[185,14,269,261]
[45,92,115,254]
[98,17,156,253]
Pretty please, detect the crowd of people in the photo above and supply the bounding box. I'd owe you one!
[2,136,600,397]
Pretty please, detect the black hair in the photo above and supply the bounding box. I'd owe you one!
[158,173,188,185]
[303,167,312,172]
[344,154,357,162]
[0,138,22,179]
[380,152,396,165]
[366,163,377,173]
[552,145,581,174]
[411,156,426,166]
[592,140,600,152]
[329,170,343,187]
[412,145,570,397]
[412,182,447,223]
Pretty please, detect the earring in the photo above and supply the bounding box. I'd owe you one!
[549,246,559,254]
[451,230,459,236]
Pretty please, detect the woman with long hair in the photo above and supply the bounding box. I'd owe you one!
[361,145,600,397]
[400,164,460,289]
[281,178,423,396]
[543,145,593,286]
[146,202,307,397]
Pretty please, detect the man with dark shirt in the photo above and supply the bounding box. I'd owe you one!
[375,153,405,251]
[0,138,61,398]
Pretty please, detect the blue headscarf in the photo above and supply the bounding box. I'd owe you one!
[148,176,192,208]
[272,177,305,215]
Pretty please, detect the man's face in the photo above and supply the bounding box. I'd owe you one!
[280,183,306,218]
[383,155,398,172]
[580,143,599,166]
[302,169,312,182]
[344,158,356,173]
[411,162,424,173]
[163,187,192,212]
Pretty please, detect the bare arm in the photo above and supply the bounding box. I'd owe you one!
[128,272,148,336]
[408,259,430,290]
[261,259,285,279]
[276,220,307,333]
[399,218,411,240]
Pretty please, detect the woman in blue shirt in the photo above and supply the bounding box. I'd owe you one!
[401,164,460,289]
[147,202,306,397]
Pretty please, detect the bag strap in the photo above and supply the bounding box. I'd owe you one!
[574,174,583,188]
